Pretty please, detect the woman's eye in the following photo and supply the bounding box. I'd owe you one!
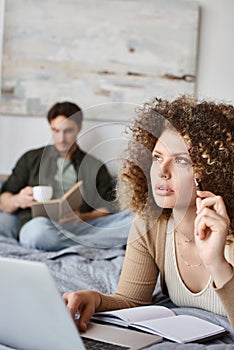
[175,157,190,165]
[153,154,162,162]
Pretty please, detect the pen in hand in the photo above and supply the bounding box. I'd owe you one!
[195,178,203,191]
[194,178,210,240]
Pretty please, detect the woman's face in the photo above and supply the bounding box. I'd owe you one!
[150,129,197,211]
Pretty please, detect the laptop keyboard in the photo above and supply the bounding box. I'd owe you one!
[82,337,129,349]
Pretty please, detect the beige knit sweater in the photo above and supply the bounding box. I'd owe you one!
[97,215,234,329]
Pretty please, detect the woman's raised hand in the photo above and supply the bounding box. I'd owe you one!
[63,290,101,332]
[194,191,232,286]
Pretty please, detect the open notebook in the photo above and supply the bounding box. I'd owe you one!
[92,305,227,343]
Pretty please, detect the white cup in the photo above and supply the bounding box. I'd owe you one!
[33,186,53,202]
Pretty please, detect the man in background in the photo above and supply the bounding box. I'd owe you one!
[0,102,132,250]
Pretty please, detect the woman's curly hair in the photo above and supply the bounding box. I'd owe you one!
[117,95,234,237]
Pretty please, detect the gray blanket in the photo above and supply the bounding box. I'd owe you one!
[0,235,233,349]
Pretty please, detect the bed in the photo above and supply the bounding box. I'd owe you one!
[0,173,234,349]
[0,231,234,350]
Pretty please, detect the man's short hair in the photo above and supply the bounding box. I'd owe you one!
[47,101,83,127]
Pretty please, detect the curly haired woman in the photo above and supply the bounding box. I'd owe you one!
[63,96,234,332]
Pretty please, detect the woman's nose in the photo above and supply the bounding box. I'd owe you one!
[159,161,171,179]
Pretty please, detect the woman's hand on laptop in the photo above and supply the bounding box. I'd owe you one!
[63,290,101,332]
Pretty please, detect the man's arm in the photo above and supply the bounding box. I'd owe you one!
[0,187,34,213]
[76,153,117,215]
[95,165,117,213]
[0,192,18,212]
[0,149,39,213]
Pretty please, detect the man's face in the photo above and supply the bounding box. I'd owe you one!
[50,115,81,158]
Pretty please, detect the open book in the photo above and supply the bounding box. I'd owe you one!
[31,181,83,222]
[92,305,227,343]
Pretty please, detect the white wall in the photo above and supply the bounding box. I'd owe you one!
[1,0,234,174]
[196,0,234,102]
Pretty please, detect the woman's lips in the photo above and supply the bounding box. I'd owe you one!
[154,184,174,196]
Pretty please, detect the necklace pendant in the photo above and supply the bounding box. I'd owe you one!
[175,229,194,244]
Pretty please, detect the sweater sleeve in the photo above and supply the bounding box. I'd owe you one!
[96,216,160,312]
[214,243,234,329]
[215,269,234,329]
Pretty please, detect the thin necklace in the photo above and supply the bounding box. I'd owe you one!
[175,228,194,243]
[175,230,202,268]
[179,253,202,268]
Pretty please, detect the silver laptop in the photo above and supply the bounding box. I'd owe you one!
[0,257,162,350]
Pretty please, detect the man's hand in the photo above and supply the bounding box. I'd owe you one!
[16,186,34,209]
[59,208,110,225]
[0,186,34,213]
[78,208,110,222]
